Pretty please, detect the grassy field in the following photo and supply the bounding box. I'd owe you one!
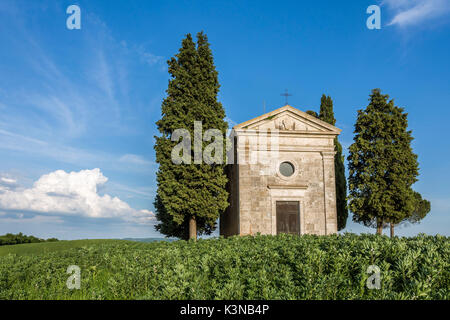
[0,234,448,300]
[0,239,130,257]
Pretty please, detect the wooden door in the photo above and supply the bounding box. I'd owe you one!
[276,201,300,235]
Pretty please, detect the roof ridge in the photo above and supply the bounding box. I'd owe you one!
[233,105,341,133]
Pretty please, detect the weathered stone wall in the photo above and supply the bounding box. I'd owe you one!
[220,106,340,237]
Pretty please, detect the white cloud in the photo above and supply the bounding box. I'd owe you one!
[135,45,164,66]
[0,128,104,166]
[0,128,157,176]
[119,41,164,67]
[0,175,19,193]
[119,154,154,166]
[0,177,16,184]
[0,4,163,182]
[0,5,164,152]
[0,168,155,224]
[382,0,450,27]
[106,181,155,200]
[0,214,64,224]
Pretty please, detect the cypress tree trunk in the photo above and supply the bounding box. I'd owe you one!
[189,217,197,241]
[390,223,394,238]
[376,219,383,235]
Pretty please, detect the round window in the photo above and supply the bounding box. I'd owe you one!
[279,161,295,177]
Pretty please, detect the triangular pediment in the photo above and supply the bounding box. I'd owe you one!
[233,105,342,134]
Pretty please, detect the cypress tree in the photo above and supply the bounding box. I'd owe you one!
[319,95,335,125]
[334,138,348,231]
[154,32,229,240]
[318,94,348,230]
[347,89,420,235]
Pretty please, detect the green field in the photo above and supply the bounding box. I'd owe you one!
[0,239,128,257]
[0,234,448,300]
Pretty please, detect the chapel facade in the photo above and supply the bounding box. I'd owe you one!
[220,105,341,236]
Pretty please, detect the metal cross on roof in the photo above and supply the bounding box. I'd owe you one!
[281,89,292,105]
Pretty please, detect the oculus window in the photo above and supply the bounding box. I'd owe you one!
[279,161,295,177]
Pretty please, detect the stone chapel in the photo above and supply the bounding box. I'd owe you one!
[220,105,342,236]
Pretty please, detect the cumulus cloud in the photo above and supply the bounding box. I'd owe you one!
[0,169,155,224]
[382,0,450,27]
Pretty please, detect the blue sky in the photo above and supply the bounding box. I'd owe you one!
[0,0,449,239]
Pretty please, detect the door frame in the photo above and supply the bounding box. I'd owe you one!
[268,185,307,236]
[270,196,305,235]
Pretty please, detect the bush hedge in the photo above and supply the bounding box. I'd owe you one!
[0,233,58,246]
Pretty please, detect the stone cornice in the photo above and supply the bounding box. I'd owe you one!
[233,129,339,138]
[267,184,308,190]
[237,146,335,153]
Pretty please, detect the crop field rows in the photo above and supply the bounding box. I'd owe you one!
[0,234,448,300]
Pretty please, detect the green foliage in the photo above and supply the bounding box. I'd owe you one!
[334,139,348,230]
[404,192,431,224]
[0,239,120,257]
[319,95,336,126]
[305,110,318,118]
[154,32,229,239]
[347,89,421,230]
[0,233,59,246]
[0,234,448,300]
[318,94,348,230]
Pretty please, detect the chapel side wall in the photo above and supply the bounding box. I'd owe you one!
[220,135,241,237]
[220,162,240,237]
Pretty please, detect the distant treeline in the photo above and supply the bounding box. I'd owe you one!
[0,233,58,246]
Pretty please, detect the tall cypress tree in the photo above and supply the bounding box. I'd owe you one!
[154,32,229,240]
[319,95,335,125]
[347,89,420,235]
[318,94,348,231]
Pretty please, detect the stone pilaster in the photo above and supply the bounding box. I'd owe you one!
[321,151,338,234]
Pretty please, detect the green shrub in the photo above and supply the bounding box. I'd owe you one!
[0,233,59,246]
